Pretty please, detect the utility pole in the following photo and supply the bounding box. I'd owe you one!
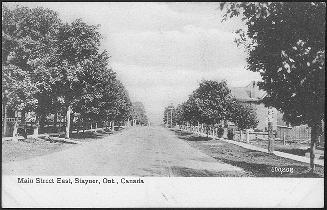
[170,109,173,127]
[267,107,275,153]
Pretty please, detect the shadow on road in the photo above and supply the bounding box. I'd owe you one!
[178,135,213,141]
[173,130,213,141]
[173,130,193,136]
[275,148,309,157]
[69,131,104,139]
[170,166,250,177]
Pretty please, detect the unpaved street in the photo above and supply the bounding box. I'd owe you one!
[3,126,244,176]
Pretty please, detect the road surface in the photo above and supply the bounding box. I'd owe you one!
[3,126,244,176]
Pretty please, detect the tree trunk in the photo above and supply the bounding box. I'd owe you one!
[112,121,115,131]
[69,112,74,136]
[268,122,274,153]
[65,105,72,139]
[3,103,7,137]
[232,127,235,140]
[39,114,46,133]
[310,123,319,173]
[54,113,58,133]
[33,116,39,138]
[206,125,209,139]
[12,120,19,142]
[21,110,27,139]
[76,119,80,135]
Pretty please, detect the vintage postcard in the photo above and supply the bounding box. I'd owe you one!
[2,2,325,208]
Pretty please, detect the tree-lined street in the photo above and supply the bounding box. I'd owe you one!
[2,3,325,175]
[3,126,244,176]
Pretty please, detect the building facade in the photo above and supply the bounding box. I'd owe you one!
[230,81,285,131]
[229,81,324,145]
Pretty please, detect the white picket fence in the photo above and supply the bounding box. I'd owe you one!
[176,124,270,143]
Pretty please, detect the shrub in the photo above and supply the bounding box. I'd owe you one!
[217,127,225,138]
[227,129,234,140]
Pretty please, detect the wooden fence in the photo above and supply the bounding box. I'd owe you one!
[2,119,122,138]
[177,123,324,146]
[277,125,310,141]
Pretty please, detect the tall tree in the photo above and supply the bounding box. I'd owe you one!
[2,5,62,136]
[191,80,233,126]
[53,19,102,138]
[174,103,186,126]
[132,102,148,125]
[220,2,325,172]
[228,99,258,130]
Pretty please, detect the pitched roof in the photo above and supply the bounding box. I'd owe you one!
[230,87,253,102]
[230,81,266,102]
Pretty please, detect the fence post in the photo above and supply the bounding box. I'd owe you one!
[232,128,235,140]
[246,129,250,143]
[2,103,8,137]
[76,122,79,134]
[240,130,242,142]
[283,133,286,145]
[268,122,275,153]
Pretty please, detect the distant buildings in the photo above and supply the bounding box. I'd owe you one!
[230,81,324,145]
[230,81,286,131]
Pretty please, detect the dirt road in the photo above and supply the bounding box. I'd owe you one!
[2,126,245,176]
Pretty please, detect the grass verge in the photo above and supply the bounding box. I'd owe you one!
[2,127,125,162]
[173,129,324,177]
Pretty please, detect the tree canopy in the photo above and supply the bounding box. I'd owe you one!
[2,4,135,137]
[220,2,325,127]
[165,80,258,130]
[220,2,325,172]
[132,102,148,125]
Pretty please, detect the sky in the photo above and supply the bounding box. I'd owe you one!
[7,2,261,125]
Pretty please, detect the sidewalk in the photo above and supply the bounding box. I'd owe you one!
[179,128,324,167]
[220,138,324,166]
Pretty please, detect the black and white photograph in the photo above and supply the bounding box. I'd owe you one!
[2,2,325,208]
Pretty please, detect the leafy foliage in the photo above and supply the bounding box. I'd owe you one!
[220,2,325,127]
[2,5,61,112]
[165,80,258,130]
[132,102,148,125]
[2,4,135,135]
[228,99,258,130]
[220,2,325,171]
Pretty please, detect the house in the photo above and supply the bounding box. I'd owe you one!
[230,81,286,131]
[229,81,324,145]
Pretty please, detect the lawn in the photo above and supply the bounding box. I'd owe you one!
[173,129,324,177]
[2,138,74,163]
[2,127,124,162]
[249,138,324,159]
